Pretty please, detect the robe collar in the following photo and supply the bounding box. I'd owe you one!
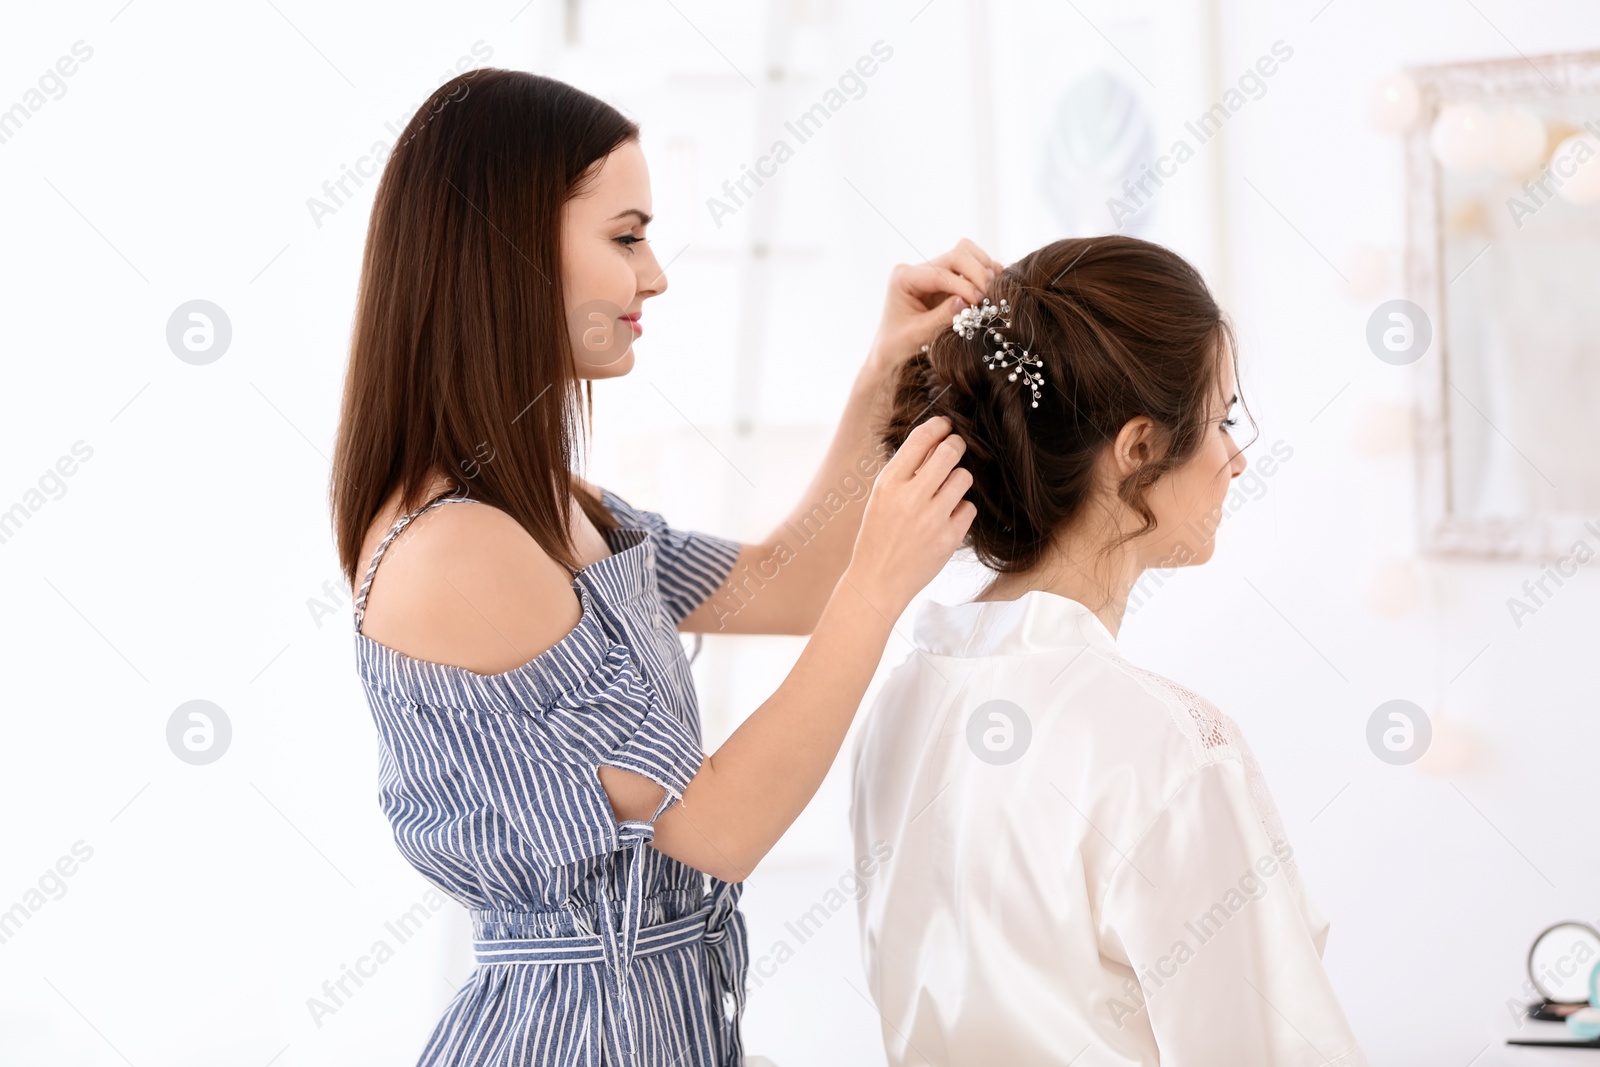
[912,589,1119,658]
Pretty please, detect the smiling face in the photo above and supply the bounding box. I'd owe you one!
[559,139,667,380]
[1132,340,1248,568]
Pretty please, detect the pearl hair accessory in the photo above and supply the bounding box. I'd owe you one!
[923,297,1046,410]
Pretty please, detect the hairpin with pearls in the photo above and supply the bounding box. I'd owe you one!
[924,297,1046,410]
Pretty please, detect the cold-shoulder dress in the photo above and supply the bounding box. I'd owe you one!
[350,487,748,1066]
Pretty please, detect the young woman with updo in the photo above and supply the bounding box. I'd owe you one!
[851,236,1369,1067]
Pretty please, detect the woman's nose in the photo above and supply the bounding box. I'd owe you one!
[1230,447,1248,477]
[640,250,668,298]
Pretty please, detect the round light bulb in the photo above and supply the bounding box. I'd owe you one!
[1553,132,1600,204]
[1366,73,1421,133]
[1430,103,1492,173]
[1486,106,1547,175]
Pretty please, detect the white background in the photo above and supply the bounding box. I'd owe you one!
[1,1,1598,1064]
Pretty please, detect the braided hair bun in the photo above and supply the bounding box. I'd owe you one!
[880,235,1246,573]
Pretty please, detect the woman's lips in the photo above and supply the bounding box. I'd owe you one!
[621,314,642,337]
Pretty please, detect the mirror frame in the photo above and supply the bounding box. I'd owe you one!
[1527,919,1600,1003]
[1404,50,1600,559]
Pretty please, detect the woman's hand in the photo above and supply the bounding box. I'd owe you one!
[844,415,975,617]
[865,238,1006,378]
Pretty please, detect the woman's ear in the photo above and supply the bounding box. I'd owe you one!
[1110,415,1158,476]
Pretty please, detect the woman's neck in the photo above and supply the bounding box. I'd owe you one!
[973,538,1144,640]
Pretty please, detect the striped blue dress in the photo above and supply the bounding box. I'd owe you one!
[351,487,749,1066]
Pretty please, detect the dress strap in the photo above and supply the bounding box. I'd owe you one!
[352,490,479,635]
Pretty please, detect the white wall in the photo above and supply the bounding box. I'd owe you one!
[1198,3,1600,1064]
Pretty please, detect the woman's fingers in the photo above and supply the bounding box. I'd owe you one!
[948,236,1004,275]
[933,464,974,513]
[937,247,996,298]
[950,497,978,532]
[913,430,967,487]
[964,237,1006,274]
[930,239,1001,291]
[887,416,954,481]
[850,415,977,611]
[899,262,985,307]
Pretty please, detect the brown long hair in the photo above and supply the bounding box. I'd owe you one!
[330,68,633,588]
[882,235,1253,574]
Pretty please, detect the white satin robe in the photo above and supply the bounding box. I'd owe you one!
[848,591,1368,1067]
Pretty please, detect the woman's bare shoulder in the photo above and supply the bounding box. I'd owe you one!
[358,496,581,675]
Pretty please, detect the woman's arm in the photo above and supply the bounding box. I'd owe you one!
[1099,760,1369,1065]
[600,415,975,881]
[678,238,1003,637]
[673,359,895,636]
[357,417,973,884]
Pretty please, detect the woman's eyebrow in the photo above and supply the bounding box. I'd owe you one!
[608,208,652,225]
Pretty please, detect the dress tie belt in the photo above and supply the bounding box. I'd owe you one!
[468,819,747,1065]
[472,903,713,965]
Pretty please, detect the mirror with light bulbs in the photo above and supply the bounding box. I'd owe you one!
[1390,52,1600,559]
